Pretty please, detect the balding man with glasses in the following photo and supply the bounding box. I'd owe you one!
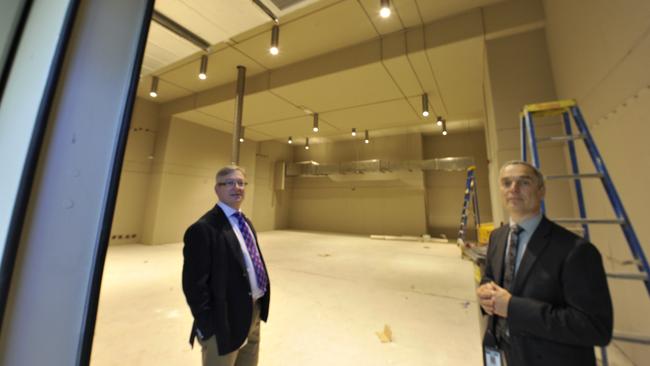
[182,165,270,366]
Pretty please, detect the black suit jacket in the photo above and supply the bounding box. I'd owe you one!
[182,204,270,355]
[482,216,612,366]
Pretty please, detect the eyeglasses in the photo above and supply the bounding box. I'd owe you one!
[217,180,248,188]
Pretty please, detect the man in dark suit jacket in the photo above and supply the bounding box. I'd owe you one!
[477,161,612,366]
[183,165,270,366]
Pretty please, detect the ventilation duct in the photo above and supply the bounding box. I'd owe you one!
[286,156,475,179]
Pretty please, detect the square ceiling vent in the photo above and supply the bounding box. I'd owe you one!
[268,0,308,11]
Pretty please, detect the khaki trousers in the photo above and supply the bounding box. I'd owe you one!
[198,301,261,366]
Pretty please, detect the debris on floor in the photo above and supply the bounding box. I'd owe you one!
[370,234,449,243]
[376,324,393,343]
[317,253,331,257]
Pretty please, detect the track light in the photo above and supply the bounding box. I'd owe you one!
[364,130,370,144]
[288,136,293,144]
[442,120,448,136]
[198,55,208,80]
[422,93,429,117]
[380,0,391,18]
[312,113,319,132]
[239,126,245,143]
[351,128,357,136]
[436,116,444,126]
[305,137,310,150]
[149,76,159,98]
[270,24,279,55]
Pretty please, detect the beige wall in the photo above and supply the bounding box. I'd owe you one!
[422,131,492,240]
[288,133,427,236]
[484,27,575,224]
[141,118,257,245]
[251,141,293,232]
[113,101,294,245]
[110,98,158,244]
[544,0,650,362]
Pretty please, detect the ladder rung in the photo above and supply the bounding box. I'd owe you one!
[613,331,650,345]
[552,218,625,225]
[535,135,584,143]
[545,173,603,180]
[607,272,648,281]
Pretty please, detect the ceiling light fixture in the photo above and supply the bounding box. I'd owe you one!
[288,136,293,144]
[442,120,448,136]
[312,113,319,132]
[270,24,280,55]
[149,76,159,98]
[422,93,429,117]
[305,137,310,150]
[364,130,370,144]
[436,116,444,127]
[380,0,391,18]
[198,54,208,80]
[351,128,357,136]
[239,126,245,143]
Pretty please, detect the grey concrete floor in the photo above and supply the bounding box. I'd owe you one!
[90,231,633,365]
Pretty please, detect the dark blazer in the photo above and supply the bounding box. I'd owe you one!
[182,204,271,355]
[482,216,612,366]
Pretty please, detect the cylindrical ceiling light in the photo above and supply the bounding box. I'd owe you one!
[239,126,245,143]
[269,24,280,55]
[351,128,357,136]
[364,130,370,144]
[198,54,208,80]
[149,76,159,98]
[380,0,391,18]
[312,113,319,132]
[288,136,293,144]
[305,137,310,150]
[442,120,448,136]
[422,93,429,117]
[436,116,444,126]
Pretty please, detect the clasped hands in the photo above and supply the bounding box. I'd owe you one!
[477,281,511,317]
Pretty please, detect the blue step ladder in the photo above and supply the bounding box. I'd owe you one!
[457,166,480,246]
[520,99,650,365]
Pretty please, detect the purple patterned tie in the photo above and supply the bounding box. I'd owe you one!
[233,212,268,293]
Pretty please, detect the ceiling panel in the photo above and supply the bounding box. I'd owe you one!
[251,115,341,139]
[241,127,275,141]
[392,0,424,29]
[144,0,271,76]
[136,75,193,103]
[414,0,504,24]
[381,53,424,97]
[161,47,268,94]
[357,0,405,35]
[198,91,305,124]
[271,62,404,112]
[144,0,505,139]
[141,22,199,76]
[175,110,233,133]
[321,98,420,130]
[173,110,274,141]
[231,0,378,70]
[154,0,274,44]
[425,37,484,119]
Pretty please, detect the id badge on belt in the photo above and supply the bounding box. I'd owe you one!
[484,346,504,366]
